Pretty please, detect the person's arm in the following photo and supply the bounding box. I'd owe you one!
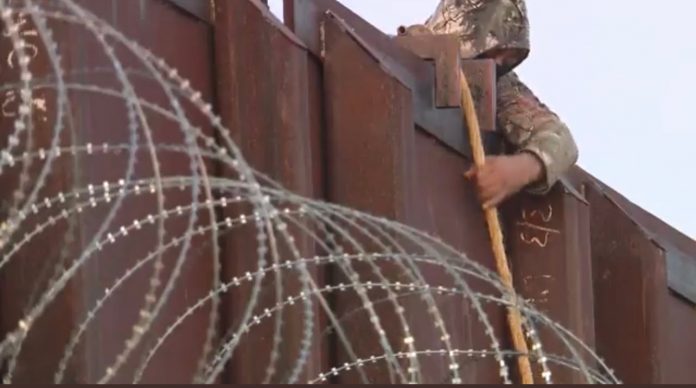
[496,71,579,194]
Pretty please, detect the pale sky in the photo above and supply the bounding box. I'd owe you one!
[269,0,696,238]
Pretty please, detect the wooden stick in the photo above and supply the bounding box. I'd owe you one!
[459,68,535,384]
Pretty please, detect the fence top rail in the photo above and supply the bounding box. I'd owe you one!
[574,167,696,305]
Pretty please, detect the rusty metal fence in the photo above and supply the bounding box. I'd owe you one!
[0,0,694,384]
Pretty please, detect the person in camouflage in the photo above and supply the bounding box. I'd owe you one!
[402,0,578,209]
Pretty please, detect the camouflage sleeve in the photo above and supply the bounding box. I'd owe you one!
[496,71,578,194]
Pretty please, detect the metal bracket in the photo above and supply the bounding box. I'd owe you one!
[393,34,462,108]
[393,34,500,154]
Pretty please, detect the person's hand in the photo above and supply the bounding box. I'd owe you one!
[464,153,544,209]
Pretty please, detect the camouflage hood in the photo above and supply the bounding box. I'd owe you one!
[423,0,530,75]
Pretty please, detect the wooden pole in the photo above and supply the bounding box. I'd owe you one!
[459,69,535,384]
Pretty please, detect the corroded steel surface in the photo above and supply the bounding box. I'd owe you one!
[0,4,76,383]
[571,168,696,384]
[322,14,418,382]
[0,0,693,384]
[585,184,667,383]
[0,0,217,383]
[503,186,595,384]
[572,168,696,305]
[410,129,507,383]
[71,1,217,383]
[299,1,695,382]
[321,11,507,383]
[214,0,325,383]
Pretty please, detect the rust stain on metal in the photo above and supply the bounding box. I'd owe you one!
[576,169,696,383]
[0,1,218,383]
[503,185,595,384]
[214,0,325,382]
[321,10,507,382]
[1,0,694,384]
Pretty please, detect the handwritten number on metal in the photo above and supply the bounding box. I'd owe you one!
[4,14,40,69]
[1,12,48,122]
[517,204,560,248]
[2,90,47,121]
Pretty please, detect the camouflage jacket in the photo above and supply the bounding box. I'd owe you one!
[409,0,578,194]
